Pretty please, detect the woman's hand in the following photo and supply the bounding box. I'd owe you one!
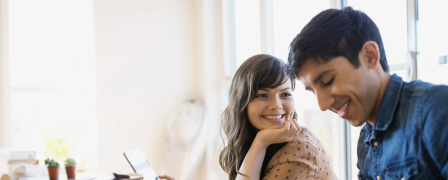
[158,175,176,180]
[254,112,301,148]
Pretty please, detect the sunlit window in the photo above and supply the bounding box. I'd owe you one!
[6,0,97,171]
[416,0,448,85]
[234,0,262,67]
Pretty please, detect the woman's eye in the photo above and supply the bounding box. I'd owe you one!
[255,94,267,98]
[324,77,335,87]
[282,93,292,97]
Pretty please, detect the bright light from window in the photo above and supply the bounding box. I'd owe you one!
[272,0,332,62]
[348,0,408,66]
[8,0,97,171]
[234,0,261,67]
[417,0,448,85]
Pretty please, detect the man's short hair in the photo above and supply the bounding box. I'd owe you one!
[288,6,389,79]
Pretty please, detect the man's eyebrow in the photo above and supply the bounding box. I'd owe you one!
[281,87,291,91]
[313,70,334,84]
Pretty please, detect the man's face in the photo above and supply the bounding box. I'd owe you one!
[297,56,380,126]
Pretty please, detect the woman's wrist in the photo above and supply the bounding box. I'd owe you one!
[253,134,270,149]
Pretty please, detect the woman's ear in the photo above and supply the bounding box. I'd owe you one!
[359,41,381,69]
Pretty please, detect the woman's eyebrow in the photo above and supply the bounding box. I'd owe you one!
[258,87,291,92]
[258,88,271,92]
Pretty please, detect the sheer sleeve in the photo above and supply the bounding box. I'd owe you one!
[261,130,337,180]
[262,140,319,180]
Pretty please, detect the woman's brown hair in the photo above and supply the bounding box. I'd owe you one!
[219,54,297,180]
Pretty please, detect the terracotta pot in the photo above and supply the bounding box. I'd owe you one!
[47,167,59,180]
[65,166,76,179]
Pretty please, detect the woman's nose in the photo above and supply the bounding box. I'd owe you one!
[268,97,282,110]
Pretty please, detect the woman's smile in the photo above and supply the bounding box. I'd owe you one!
[261,114,285,123]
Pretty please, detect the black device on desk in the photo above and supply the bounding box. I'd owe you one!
[123,147,159,180]
[113,173,130,179]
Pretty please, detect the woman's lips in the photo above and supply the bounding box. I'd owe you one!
[261,114,285,123]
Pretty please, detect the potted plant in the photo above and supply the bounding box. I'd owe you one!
[64,158,76,179]
[44,158,59,180]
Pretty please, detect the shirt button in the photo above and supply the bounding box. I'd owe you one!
[373,141,379,147]
[376,175,381,180]
[401,178,405,180]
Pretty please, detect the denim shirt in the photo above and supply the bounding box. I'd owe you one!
[357,74,448,180]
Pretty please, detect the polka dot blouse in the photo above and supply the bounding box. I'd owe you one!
[262,127,337,180]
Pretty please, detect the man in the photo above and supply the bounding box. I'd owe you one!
[288,7,448,180]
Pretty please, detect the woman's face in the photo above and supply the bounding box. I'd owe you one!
[247,79,295,130]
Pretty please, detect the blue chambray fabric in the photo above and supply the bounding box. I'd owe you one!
[357,74,448,180]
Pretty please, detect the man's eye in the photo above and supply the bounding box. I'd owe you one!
[324,77,335,86]
[255,94,267,98]
[282,93,292,97]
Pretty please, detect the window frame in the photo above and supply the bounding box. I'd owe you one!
[0,0,12,149]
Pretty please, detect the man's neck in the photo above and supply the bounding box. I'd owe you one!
[367,72,392,126]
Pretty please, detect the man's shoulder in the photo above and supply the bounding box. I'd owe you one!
[401,80,448,130]
[406,80,448,108]
[403,79,448,98]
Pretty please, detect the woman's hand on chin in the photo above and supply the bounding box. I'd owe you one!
[255,112,301,148]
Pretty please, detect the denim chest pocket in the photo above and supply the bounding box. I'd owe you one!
[385,158,425,180]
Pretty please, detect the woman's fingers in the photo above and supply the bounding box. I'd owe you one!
[292,119,301,132]
[286,112,297,133]
[291,120,300,136]
[285,112,291,122]
[286,119,300,138]
[285,111,294,121]
[283,120,291,131]
[280,116,300,141]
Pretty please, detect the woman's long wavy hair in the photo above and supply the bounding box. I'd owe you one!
[219,54,298,180]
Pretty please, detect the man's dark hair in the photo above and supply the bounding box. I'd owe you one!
[288,6,389,79]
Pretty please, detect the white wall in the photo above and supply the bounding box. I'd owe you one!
[94,0,198,174]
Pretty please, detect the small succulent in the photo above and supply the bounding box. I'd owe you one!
[44,158,60,168]
[65,158,76,167]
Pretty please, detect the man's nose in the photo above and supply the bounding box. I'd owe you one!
[316,91,333,111]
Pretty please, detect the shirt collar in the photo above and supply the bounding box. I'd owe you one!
[364,74,403,144]
[373,74,403,131]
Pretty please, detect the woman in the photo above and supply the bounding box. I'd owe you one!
[219,54,337,180]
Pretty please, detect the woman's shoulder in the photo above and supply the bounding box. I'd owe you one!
[294,126,329,157]
[265,128,319,166]
[265,126,329,170]
[277,127,322,157]
[263,126,337,179]
[292,126,322,146]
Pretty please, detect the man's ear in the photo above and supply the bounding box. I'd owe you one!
[359,41,380,69]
